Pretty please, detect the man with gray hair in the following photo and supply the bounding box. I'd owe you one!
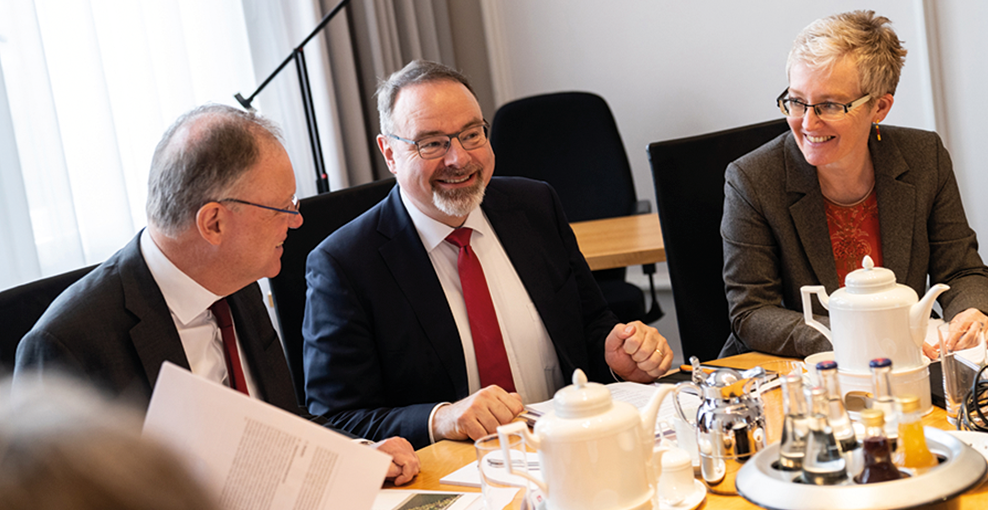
[15,104,419,485]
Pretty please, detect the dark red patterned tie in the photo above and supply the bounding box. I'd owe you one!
[210,299,249,395]
[445,228,516,392]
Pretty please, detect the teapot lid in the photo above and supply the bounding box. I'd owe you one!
[844,255,895,293]
[553,369,612,418]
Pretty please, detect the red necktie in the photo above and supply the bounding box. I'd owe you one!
[210,299,250,395]
[445,228,516,392]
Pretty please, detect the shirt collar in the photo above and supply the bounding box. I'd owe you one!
[140,228,223,326]
[399,187,490,252]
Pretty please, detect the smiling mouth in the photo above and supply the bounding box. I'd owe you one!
[436,172,475,185]
[805,134,835,143]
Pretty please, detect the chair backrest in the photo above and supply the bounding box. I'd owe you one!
[0,264,99,371]
[490,91,637,222]
[647,119,790,362]
[269,178,396,405]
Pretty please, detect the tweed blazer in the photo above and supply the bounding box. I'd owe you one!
[721,125,988,357]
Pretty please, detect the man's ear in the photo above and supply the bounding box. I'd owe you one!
[196,203,224,246]
[377,134,399,176]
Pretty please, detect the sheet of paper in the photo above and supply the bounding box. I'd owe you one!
[439,452,541,488]
[372,490,486,510]
[144,362,390,510]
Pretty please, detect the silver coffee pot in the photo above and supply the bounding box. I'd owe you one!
[673,358,768,494]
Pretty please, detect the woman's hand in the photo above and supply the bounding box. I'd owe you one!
[925,308,988,359]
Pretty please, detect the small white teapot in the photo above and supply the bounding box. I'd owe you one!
[497,369,673,510]
[801,255,948,373]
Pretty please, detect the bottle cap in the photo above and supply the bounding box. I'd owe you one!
[816,360,838,371]
[861,408,885,427]
[899,394,921,413]
[869,358,892,369]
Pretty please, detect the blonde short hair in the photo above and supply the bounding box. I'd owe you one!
[787,10,907,97]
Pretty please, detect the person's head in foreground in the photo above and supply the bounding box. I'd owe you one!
[0,376,217,510]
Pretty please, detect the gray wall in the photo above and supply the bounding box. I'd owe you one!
[443,1,986,365]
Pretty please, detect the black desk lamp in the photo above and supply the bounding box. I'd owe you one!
[235,0,351,194]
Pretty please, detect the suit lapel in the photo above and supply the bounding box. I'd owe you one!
[870,134,914,280]
[228,283,299,412]
[117,234,191,388]
[785,136,841,291]
[377,187,469,397]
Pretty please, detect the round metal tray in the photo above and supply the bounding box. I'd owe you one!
[735,428,987,510]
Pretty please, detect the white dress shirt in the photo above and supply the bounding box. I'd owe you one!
[400,189,564,406]
[140,229,261,398]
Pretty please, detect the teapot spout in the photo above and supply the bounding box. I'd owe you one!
[910,283,950,348]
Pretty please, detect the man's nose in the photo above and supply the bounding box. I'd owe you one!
[290,211,304,229]
[442,137,471,166]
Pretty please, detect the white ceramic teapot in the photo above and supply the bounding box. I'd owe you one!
[800,255,949,373]
[497,369,674,510]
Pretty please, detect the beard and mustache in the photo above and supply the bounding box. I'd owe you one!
[431,163,487,218]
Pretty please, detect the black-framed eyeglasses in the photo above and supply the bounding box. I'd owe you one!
[387,121,489,160]
[777,88,871,121]
[218,195,300,215]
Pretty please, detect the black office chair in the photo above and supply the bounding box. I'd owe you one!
[490,91,662,324]
[647,119,790,362]
[0,264,99,372]
[269,178,396,405]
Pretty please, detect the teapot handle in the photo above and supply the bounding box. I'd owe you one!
[497,422,548,493]
[801,285,833,343]
[672,382,700,426]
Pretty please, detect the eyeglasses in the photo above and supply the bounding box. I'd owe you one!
[777,88,871,121]
[387,122,489,160]
[219,195,300,216]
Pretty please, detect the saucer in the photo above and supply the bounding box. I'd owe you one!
[946,430,988,461]
[659,479,706,510]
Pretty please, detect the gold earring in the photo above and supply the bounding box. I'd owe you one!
[874,122,881,141]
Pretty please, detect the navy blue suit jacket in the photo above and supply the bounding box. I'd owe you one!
[303,177,618,448]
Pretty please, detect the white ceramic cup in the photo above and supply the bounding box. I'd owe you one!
[804,351,835,387]
[671,415,699,467]
[658,447,696,505]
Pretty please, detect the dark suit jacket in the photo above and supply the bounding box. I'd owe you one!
[303,177,618,448]
[721,125,988,357]
[14,233,301,415]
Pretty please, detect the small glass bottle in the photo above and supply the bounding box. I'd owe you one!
[801,386,847,485]
[816,360,858,453]
[855,409,903,484]
[896,394,938,471]
[778,373,811,470]
[869,358,899,447]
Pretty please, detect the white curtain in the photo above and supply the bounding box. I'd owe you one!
[0,0,343,291]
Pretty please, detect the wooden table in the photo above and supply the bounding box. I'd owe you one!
[389,352,988,509]
[570,213,665,270]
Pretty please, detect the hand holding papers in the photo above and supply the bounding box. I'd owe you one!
[144,362,391,510]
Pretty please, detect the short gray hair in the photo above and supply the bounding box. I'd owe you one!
[146,104,283,236]
[376,60,476,136]
[787,10,907,97]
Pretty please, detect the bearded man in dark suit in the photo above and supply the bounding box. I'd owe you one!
[303,61,676,449]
